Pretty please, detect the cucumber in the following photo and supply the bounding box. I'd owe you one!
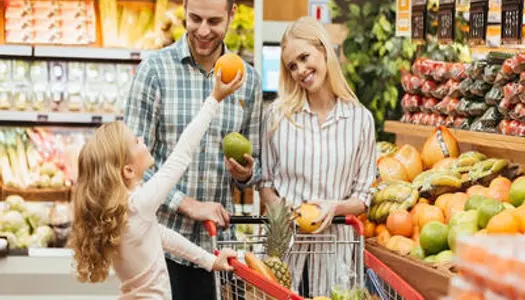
[487,51,514,64]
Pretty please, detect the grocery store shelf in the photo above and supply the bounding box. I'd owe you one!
[384,121,525,151]
[0,45,32,57]
[33,46,148,61]
[0,111,123,124]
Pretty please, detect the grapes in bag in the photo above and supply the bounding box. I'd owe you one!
[458,78,474,97]
[470,80,492,97]
[483,64,501,84]
[485,85,504,105]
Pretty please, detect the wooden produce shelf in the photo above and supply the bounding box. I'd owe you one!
[384,121,525,165]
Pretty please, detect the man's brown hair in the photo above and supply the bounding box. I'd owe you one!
[184,0,236,11]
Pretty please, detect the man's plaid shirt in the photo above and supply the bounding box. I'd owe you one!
[124,34,263,267]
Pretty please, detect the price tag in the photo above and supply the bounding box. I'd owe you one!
[28,248,73,257]
[411,0,427,42]
[36,114,48,122]
[438,0,456,43]
[469,0,489,45]
[501,0,523,44]
[91,115,102,123]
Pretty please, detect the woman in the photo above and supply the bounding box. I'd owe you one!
[259,16,376,297]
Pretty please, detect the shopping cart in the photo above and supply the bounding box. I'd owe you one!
[204,216,423,300]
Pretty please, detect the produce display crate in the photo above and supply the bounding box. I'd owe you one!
[1,185,71,202]
[365,238,454,300]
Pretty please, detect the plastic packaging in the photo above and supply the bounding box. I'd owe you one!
[470,80,492,97]
[483,64,501,84]
[510,103,525,122]
[422,97,438,113]
[422,80,438,98]
[458,78,474,97]
[466,60,488,80]
[431,82,450,99]
[504,82,521,104]
[477,106,502,127]
[447,63,468,81]
[485,85,504,105]
[447,79,462,98]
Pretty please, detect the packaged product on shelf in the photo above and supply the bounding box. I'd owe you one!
[446,97,460,116]
[504,82,521,104]
[447,79,462,98]
[483,64,502,84]
[0,85,12,110]
[421,79,438,97]
[495,57,519,85]
[431,82,450,99]
[422,97,438,113]
[477,106,502,127]
[12,84,30,111]
[434,96,451,115]
[513,52,525,73]
[30,61,48,82]
[470,79,492,97]
[517,122,525,137]
[453,116,471,129]
[49,61,68,112]
[401,73,422,94]
[401,93,422,112]
[101,87,119,113]
[509,103,525,122]
[444,115,455,127]
[458,78,474,97]
[466,60,488,80]
[456,98,472,116]
[520,72,525,86]
[49,201,72,248]
[485,85,504,105]
[470,117,497,133]
[447,62,468,81]
[66,83,83,112]
[84,84,101,113]
[467,99,489,117]
[67,62,85,83]
[85,63,101,82]
[498,97,516,118]
[498,119,511,135]
[12,60,30,83]
[101,64,117,85]
[31,83,48,111]
[400,112,413,123]
[432,61,449,83]
[412,112,425,125]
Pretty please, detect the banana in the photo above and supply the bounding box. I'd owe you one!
[368,205,378,222]
[383,184,413,203]
[491,159,509,173]
[430,175,463,188]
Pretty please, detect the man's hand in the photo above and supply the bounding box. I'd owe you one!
[224,154,254,183]
[179,197,230,228]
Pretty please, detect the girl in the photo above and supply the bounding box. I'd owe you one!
[69,70,244,299]
[259,16,377,297]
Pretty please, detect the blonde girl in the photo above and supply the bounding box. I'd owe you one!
[259,16,377,297]
[69,70,244,299]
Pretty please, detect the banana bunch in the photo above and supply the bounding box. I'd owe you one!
[368,180,419,223]
[451,151,487,173]
[376,141,397,161]
[412,169,464,198]
[468,158,509,184]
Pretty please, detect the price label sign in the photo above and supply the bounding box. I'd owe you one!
[411,0,427,42]
[438,0,456,43]
[501,0,523,44]
[469,0,490,45]
[396,0,412,37]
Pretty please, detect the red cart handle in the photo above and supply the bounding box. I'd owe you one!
[332,215,364,237]
[203,220,217,238]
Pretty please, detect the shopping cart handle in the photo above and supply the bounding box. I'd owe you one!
[332,215,364,236]
[203,220,217,237]
[229,215,268,224]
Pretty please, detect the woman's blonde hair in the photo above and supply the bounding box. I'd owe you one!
[270,16,359,132]
[68,121,131,283]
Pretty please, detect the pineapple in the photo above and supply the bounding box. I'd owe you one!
[263,199,293,289]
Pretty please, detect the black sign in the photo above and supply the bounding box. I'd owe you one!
[91,115,102,123]
[36,114,48,122]
[438,0,456,43]
[501,0,523,44]
[412,0,427,42]
[469,0,489,45]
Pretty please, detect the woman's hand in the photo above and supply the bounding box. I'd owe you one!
[305,200,339,234]
[212,69,245,102]
[212,248,237,272]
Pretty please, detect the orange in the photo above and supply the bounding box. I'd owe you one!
[386,210,413,238]
[377,229,391,247]
[412,226,420,243]
[364,220,376,238]
[486,211,521,234]
[488,176,512,202]
[418,205,445,230]
[410,202,430,225]
[377,156,409,182]
[434,193,452,213]
[467,185,489,198]
[374,224,388,237]
[512,206,525,233]
[215,53,245,83]
[446,203,465,224]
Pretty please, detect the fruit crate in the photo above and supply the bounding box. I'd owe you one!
[365,239,454,300]
[1,184,71,202]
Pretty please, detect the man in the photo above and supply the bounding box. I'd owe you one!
[124,0,262,298]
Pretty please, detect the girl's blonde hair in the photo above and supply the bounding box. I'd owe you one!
[270,16,359,133]
[69,121,131,283]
